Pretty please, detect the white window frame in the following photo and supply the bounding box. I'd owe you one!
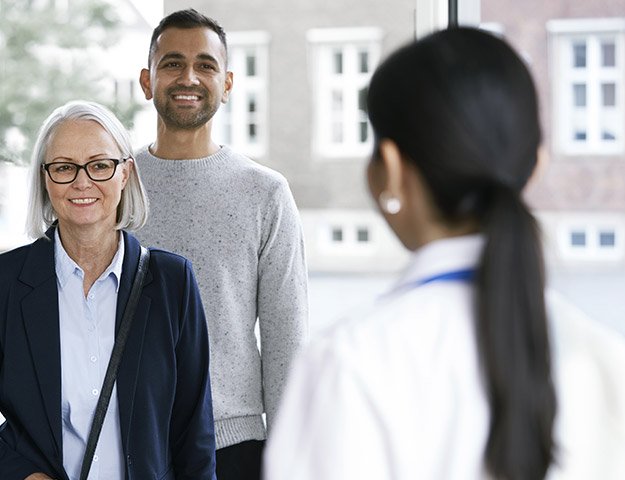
[319,221,375,255]
[548,18,625,156]
[414,0,480,38]
[558,219,624,262]
[307,27,383,160]
[212,31,269,158]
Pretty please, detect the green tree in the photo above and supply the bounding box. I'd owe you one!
[0,0,143,164]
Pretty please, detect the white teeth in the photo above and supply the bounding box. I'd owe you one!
[174,95,199,100]
[70,198,97,204]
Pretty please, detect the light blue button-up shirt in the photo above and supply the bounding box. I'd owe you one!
[55,229,125,480]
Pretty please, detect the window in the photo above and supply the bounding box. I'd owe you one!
[599,230,616,247]
[571,230,587,247]
[548,19,625,155]
[332,227,344,242]
[307,27,382,158]
[558,220,624,261]
[573,41,586,67]
[573,83,586,107]
[319,222,376,254]
[602,41,616,66]
[357,227,370,243]
[212,31,269,158]
[602,83,616,106]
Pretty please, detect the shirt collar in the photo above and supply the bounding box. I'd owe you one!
[391,234,485,291]
[54,229,125,292]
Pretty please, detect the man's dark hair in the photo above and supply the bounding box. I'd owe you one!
[148,9,228,66]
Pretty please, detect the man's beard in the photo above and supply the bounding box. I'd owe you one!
[155,87,219,130]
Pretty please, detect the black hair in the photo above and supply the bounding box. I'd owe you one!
[148,8,228,67]
[367,27,557,480]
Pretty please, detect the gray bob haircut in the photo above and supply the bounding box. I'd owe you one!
[25,100,149,239]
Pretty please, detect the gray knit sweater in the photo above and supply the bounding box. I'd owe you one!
[135,145,308,449]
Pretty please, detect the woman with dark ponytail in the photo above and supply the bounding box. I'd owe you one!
[264,27,625,480]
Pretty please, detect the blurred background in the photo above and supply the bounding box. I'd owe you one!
[1,0,624,340]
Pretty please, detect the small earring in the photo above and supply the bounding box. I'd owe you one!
[379,191,401,215]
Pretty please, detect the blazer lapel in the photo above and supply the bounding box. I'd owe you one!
[116,232,153,450]
[19,232,64,462]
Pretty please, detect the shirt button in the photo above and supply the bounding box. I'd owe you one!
[88,325,96,332]
[88,293,95,300]
[90,356,97,363]
[93,454,99,462]
[92,389,99,396]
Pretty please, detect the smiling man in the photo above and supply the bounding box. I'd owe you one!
[136,9,309,480]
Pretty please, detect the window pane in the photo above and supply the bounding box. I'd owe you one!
[358,50,369,73]
[332,227,343,242]
[602,83,616,107]
[573,42,586,68]
[246,53,256,76]
[358,87,368,113]
[359,121,368,142]
[602,41,616,67]
[573,83,586,107]
[357,227,369,242]
[602,130,616,141]
[574,130,587,141]
[357,88,369,142]
[570,231,586,246]
[248,123,257,141]
[333,50,343,74]
[332,90,343,112]
[248,95,257,113]
[599,231,616,247]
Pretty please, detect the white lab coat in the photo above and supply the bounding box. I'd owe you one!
[264,235,625,480]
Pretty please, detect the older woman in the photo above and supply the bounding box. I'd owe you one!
[0,101,216,480]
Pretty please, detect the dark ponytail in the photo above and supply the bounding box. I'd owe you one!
[477,186,556,480]
[367,28,557,479]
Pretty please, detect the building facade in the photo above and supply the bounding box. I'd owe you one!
[482,0,625,271]
[166,0,421,272]
[168,0,624,275]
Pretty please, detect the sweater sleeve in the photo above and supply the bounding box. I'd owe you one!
[257,178,309,431]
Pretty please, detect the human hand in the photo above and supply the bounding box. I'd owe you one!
[25,474,55,480]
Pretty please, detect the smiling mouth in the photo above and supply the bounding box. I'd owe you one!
[70,198,98,205]
[173,94,201,101]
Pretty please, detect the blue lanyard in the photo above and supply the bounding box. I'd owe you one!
[389,268,476,297]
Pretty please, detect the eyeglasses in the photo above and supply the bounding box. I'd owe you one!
[42,158,129,184]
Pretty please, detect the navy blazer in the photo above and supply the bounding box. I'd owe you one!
[0,228,216,480]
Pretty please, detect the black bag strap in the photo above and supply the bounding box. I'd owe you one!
[79,246,150,480]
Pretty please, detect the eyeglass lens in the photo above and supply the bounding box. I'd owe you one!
[46,159,119,183]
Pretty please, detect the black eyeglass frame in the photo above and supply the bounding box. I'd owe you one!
[41,158,130,184]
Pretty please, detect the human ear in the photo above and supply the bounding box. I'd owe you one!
[139,68,153,101]
[377,139,406,212]
[121,159,133,189]
[222,71,234,103]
